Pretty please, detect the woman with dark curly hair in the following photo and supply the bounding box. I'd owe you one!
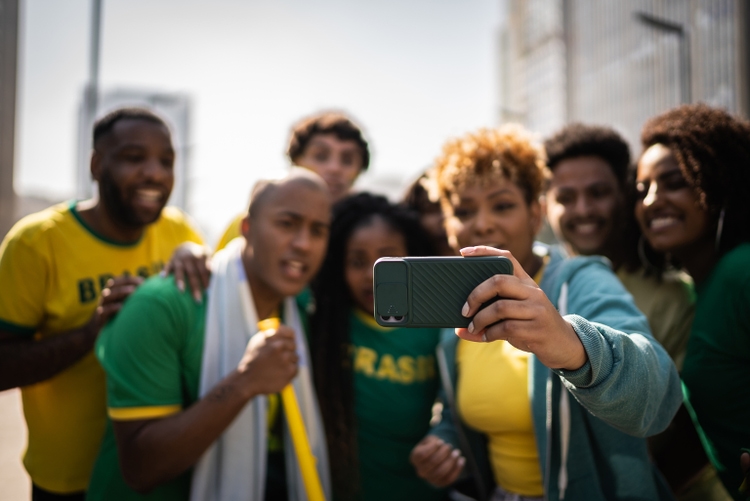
[309,192,446,501]
[634,103,750,500]
[411,124,682,501]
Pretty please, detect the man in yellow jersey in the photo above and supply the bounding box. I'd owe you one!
[0,108,203,500]
[87,169,331,501]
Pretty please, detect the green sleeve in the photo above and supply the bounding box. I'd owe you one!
[96,276,200,413]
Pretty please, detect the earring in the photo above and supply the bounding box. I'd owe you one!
[638,235,658,271]
[715,207,726,252]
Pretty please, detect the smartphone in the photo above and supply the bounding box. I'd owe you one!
[373,256,513,328]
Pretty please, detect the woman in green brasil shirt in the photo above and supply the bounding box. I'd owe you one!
[309,192,447,501]
[634,104,750,500]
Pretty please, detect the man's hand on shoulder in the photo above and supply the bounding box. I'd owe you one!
[88,275,144,336]
[162,242,212,303]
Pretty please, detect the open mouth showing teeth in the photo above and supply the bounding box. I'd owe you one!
[135,189,162,203]
[284,260,305,278]
[650,216,678,230]
[573,223,599,234]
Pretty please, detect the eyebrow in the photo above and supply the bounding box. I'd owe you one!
[637,167,683,184]
[458,188,514,203]
[115,143,175,154]
[277,210,330,227]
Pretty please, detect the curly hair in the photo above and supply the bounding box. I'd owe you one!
[309,193,434,500]
[544,123,631,185]
[286,111,370,170]
[640,103,750,256]
[433,124,548,214]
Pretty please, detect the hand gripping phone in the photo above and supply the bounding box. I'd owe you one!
[373,256,513,328]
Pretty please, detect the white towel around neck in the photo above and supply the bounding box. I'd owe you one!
[190,238,331,501]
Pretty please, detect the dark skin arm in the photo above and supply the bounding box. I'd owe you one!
[0,276,142,390]
[113,325,298,494]
[162,242,212,302]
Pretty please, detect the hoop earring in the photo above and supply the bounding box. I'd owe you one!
[638,235,658,271]
[715,207,726,252]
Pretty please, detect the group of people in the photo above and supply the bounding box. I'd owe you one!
[0,103,747,501]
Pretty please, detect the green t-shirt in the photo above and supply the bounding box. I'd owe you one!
[350,309,445,501]
[87,276,290,501]
[682,243,750,499]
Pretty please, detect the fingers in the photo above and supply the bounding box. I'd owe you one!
[459,265,539,321]
[410,436,464,487]
[163,243,213,302]
[94,276,144,329]
[181,253,211,303]
[467,295,540,335]
[459,246,534,284]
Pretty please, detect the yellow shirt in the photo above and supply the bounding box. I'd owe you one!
[0,201,203,493]
[454,256,547,497]
[456,340,543,497]
[215,213,244,252]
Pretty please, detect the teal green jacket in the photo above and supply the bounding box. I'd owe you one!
[431,245,681,501]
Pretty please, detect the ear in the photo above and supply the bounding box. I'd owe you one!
[530,198,544,235]
[241,214,251,240]
[90,150,102,182]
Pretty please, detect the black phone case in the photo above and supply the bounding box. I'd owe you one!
[373,256,513,328]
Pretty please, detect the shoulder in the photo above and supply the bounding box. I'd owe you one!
[713,243,750,285]
[128,274,196,310]
[152,207,202,235]
[1,202,73,250]
[98,276,201,352]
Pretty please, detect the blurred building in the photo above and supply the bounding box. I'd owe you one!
[76,89,193,211]
[497,0,750,147]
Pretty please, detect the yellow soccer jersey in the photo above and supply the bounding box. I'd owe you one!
[0,200,203,494]
[214,212,244,252]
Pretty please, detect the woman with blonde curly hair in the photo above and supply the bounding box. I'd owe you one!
[408,124,682,501]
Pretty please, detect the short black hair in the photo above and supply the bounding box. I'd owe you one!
[544,123,631,185]
[93,107,169,147]
[286,111,370,170]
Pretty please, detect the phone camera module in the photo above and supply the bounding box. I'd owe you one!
[379,315,406,324]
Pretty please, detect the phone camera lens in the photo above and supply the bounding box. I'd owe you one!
[393,316,403,321]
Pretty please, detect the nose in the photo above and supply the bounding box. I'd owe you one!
[142,157,171,183]
[292,227,312,253]
[572,194,593,217]
[472,206,494,237]
[642,182,659,208]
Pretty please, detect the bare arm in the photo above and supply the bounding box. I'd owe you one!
[0,276,142,390]
[113,325,298,494]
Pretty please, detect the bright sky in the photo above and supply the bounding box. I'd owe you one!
[16,0,502,244]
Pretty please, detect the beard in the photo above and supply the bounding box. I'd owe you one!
[98,168,164,229]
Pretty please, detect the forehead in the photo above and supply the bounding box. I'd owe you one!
[105,118,172,148]
[306,133,361,153]
[347,216,406,249]
[451,175,524,202]
[637,144,679,178]
[551,156,619,189]
[259,181,331,221]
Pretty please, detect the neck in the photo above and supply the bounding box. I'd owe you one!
[77,198,145,243]
[241,243,284,320]
[674,238,718,285]
[521,251,543,279]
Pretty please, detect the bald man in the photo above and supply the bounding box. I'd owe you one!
[87,169,332,501]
